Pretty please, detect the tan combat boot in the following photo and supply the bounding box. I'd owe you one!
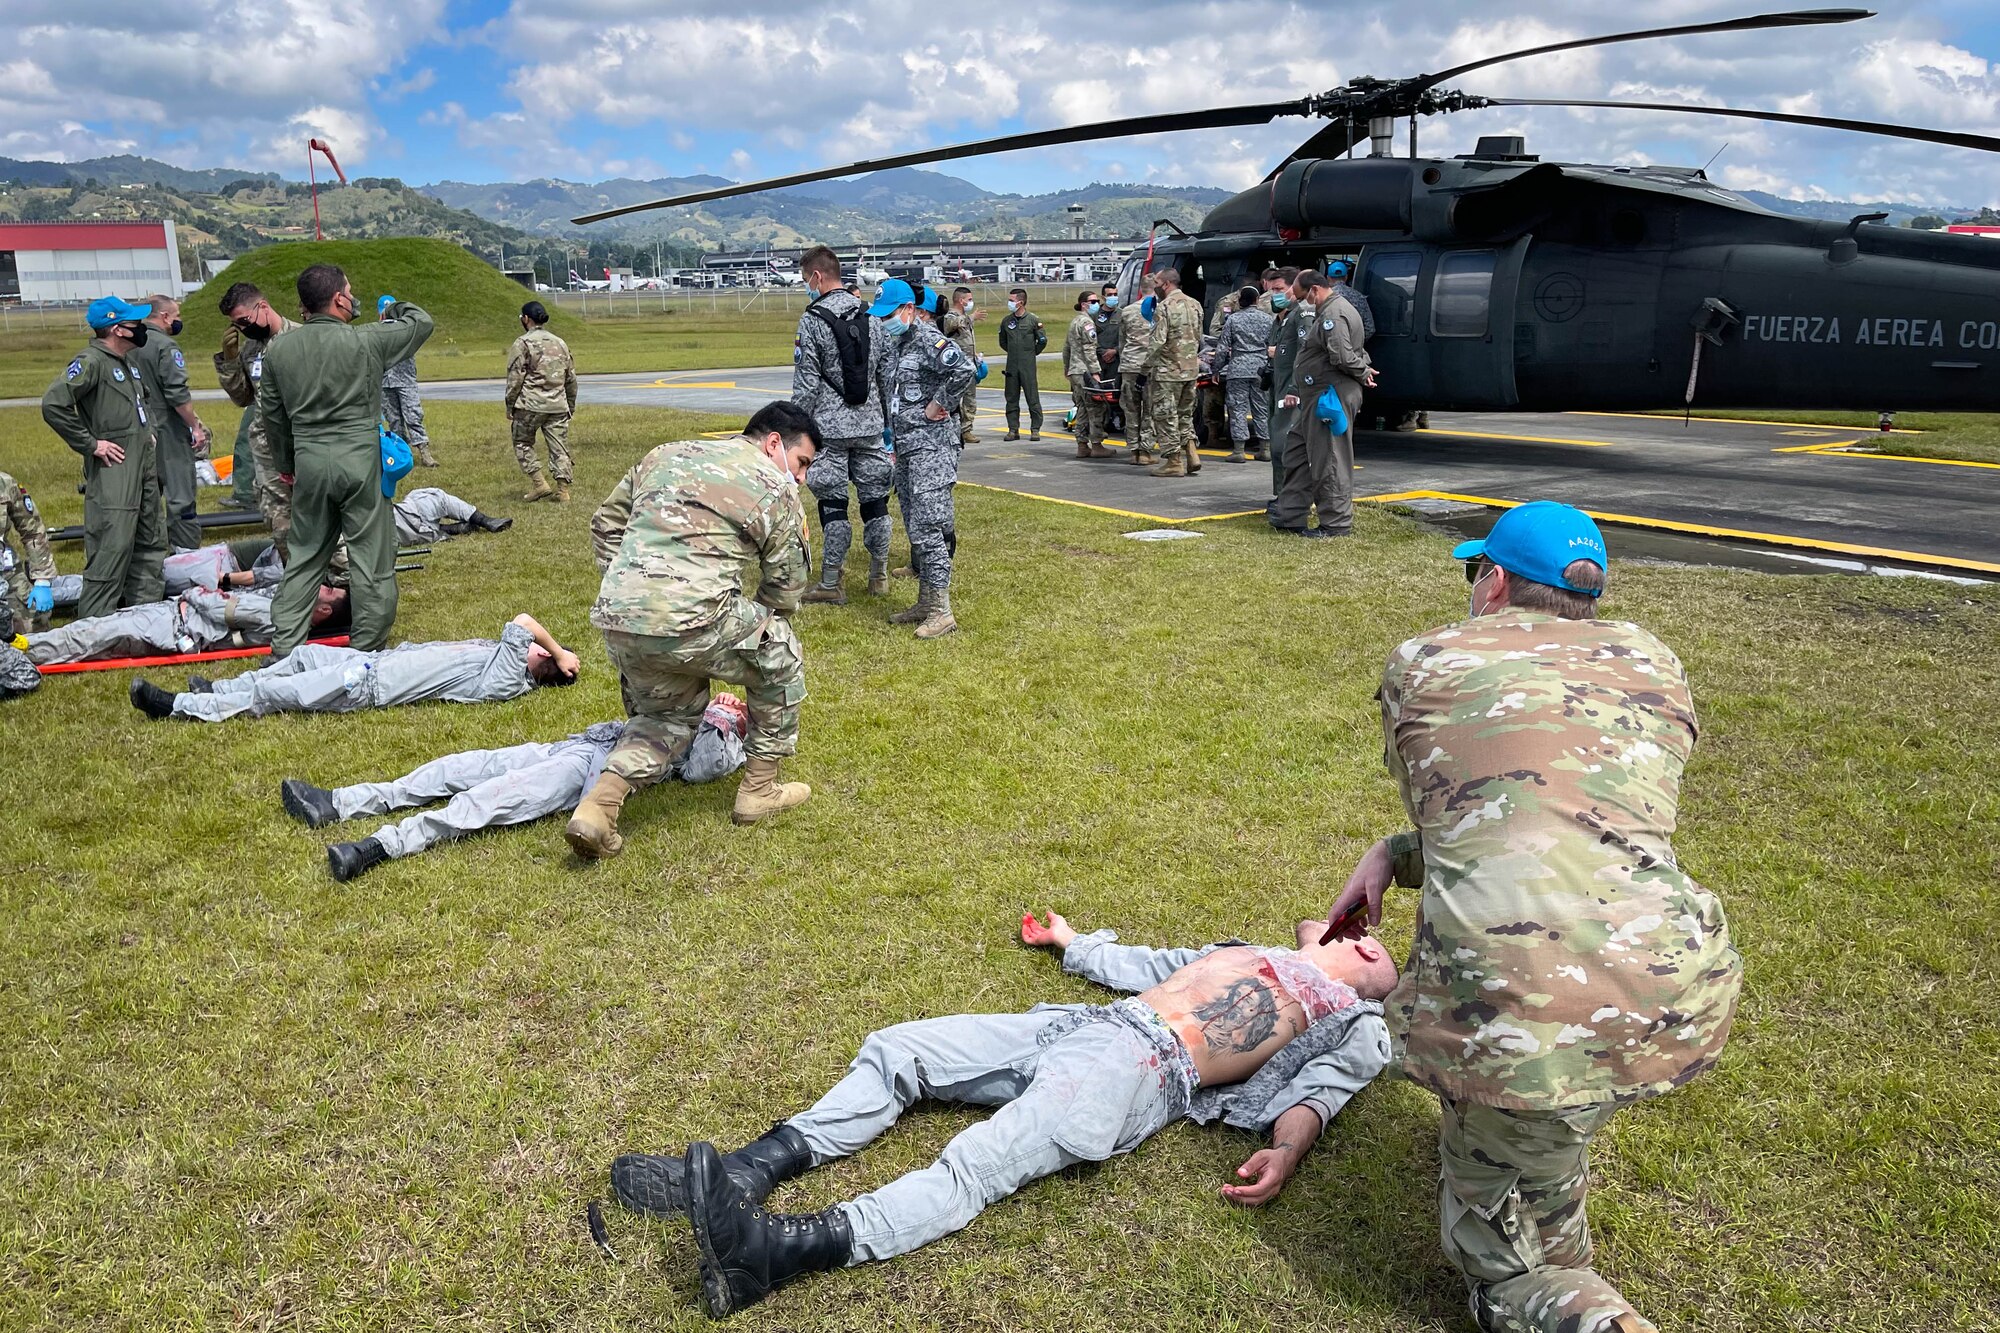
[1074,440,1092,459]
[802,578,847,605]
[521,473,553,503]
[732,756,810,824]
[552,482,571,504]
[914,588,957,639]
[1086,442,1113,458]
[565,772,635,859]
[1149,453,1188,478]
[1185,446,1203,474]
[416,445,439,468]
[1126,449,1155,466]
[887,586,931,625]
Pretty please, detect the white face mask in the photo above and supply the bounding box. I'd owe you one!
[1006,299,1019,314]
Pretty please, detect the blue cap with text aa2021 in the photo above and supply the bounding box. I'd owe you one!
[1452,500,1607,595]
[86,295,152,329]
[867,278,916,318]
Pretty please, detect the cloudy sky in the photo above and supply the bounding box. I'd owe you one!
[6,0,1999,206]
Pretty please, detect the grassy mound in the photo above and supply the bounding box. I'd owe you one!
[180,237,577,371]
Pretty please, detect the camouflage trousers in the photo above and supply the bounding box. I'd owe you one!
[895,443,959,590]
[246,413,293,559]
[602,602,805,786]
[1068,377,1107,447]
[1224,377,1271,446]
[4,565,50,635]
[382,385,432,462]
[958,384,978,441]
[1439,1097,1655,1333]
[1145,378,1196,460]
[511,409,573,484]
[1118,373,1149,448]
[806,438,893,582]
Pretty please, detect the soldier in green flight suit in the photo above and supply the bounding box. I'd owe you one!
[130,294,212,551]
[258,264,434,656]
[40,296,169,619]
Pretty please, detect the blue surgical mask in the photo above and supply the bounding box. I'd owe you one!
[1271,293,1290,311]
[1086,301,1100,314]
[883,316,911,338]
[1006,299,1019,313]
[1104,295,1120,308]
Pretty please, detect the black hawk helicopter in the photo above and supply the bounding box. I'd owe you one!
[574,8,2000,416]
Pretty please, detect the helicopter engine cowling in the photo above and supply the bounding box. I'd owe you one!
[1271,158,1418,233]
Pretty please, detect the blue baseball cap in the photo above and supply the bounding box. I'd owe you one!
[377,294,397,314]
[1328,260,1350,279]
[86,295,151,330]
[868,278,916,318]
[1452,500,1607,594]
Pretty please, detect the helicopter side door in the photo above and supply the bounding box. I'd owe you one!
[1414,239,1528,410]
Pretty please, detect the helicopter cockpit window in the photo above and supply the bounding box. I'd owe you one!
[1432,250,1496,338]
[1362,252,1421,338]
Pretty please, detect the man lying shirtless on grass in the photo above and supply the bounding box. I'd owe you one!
[608,908,1397,1318]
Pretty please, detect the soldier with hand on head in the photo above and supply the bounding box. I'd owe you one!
[259,265,434,657]
[129,295,211,551]
[793,245,895,603]
[1064,290,1112,460]
[1140,268,1203,478]
[564,401,820,860]
[1326,503,1741,1333]
[0,471,57,635]
[997,287,1046,441]
[41,296,169,619]
[879,283,976,639]
[379,294,437,468]
[507,300,577,502]
[216,282,300,554]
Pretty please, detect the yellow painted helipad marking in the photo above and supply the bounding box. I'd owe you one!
[1772,441,2000,470]
[1407,427,1615,448]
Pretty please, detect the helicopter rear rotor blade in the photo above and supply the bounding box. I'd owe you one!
[571,101,1311,224]
[1421,9,1873,88]
[1484,98,2000,156]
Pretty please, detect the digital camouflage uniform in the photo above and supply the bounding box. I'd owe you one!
[506,326,578,484]
[1063,311,1107,450]
[381,353,434,466]
[259,301,435,656]
[130,328,202,551]
[1215,305,1274,451]
[589,435,810,786]
[1142,289,1202,462]
[41,341,167,619]
[215,316,300,555]
[942,307,981,442]
[0,471,57,634]
[793,288,894,585]
[1376,611,1742,1333]
[1115,300,1152,449]
[887,326,976,595]
[1271,296,1368,533]
[997,306,1046,436]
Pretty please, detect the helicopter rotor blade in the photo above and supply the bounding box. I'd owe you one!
[1484,98,2000,156]
[1422,9,1873,88]
[571,101,1311,223]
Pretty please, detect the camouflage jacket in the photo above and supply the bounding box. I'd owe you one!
[1115,301,1152,374]
[1143,289,1203,381]
[589,434,810,636]
[505,327,577,416]
[942,307,980,362]
[1331,284,1377,339]
[382,354,420,392]
[215,316,298,410]
[1063,312,1099,379]
[887,325,976,452]
[1376,610,1742,1110]
[1215,307,1274,380]
[792,288,891,441]
[0,471,57,586]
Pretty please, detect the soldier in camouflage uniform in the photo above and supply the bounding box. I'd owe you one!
[565,401,820,859]
[1327,502,1742,1333]
[1214,287,1274,463]
[1141,268,1203,478]
[1063,291,1111,460]
[1,471,57,635]
[217,283,300,555]
[879,288,976,639]
[131,296,211,551]
[794,247,896,603]
[42,296,169,619]
[380,295,437,468]
[942,287,984,444]
[1114,273,1155,460]
[507,301,579,503]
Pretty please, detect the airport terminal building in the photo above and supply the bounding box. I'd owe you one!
[0,219,186,304]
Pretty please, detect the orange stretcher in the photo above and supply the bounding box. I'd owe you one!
[35,636,352,676]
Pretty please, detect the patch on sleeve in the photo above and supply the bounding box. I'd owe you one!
[1322,318,1336,330]
[936,339,961,366]
[65,358,83,381]
[172,348,185,370]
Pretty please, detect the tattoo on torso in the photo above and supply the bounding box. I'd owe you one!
[1191,978,1280,1053]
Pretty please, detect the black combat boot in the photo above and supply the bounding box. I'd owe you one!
[128,678,177,719]
[470,510,513,533]
[684,1141,852,1318]
[280,778,339,829]
[186,674,215,694]
[612,1122,811,1219]
[327,837,389,882]
[437,520,473,535]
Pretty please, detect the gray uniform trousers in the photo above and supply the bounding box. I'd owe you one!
[381,384,429,457]
[173,643,369,721]
[26,601,180,665]
[1224,377,1271,447]
[805,437,893,581]
[1271,375,1362,532]
[334,733,612,859]
[787,1002,1187,1264]
[897,443,960,591]
[392,488,475,545]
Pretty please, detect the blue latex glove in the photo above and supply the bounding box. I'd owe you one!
[27,581,53,615]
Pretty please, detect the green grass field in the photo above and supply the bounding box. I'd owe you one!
[2,398,1995,1331]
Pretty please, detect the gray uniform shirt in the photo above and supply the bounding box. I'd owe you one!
[791,288,893,441]
[179,588,275,647]
[1216,308,1275,380]
[367,621,536,706]
[382,355,419,391]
